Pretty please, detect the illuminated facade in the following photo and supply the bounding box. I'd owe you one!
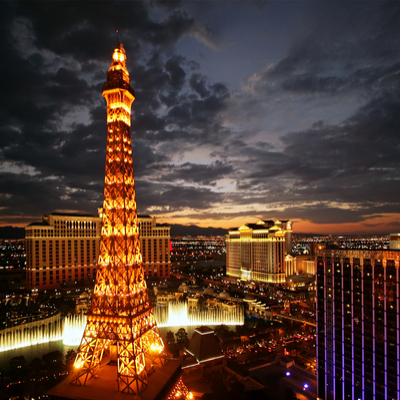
[25,213,101,290]
[25,213,169,291]
[59,40,190,399]
[138,215,171,278]
[316,248,400,400]
[226,219,293,284]
[294,254,317,275]
[390,233,400,250]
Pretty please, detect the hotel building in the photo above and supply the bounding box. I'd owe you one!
[26,213,101,290]
[26,212,170,290]
[316,247,400,400]
[137,214,171,279]
[226,219,293,284]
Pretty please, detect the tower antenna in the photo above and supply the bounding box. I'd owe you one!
[116,30,120,44]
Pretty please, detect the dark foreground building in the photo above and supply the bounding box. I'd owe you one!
[316,248,400,400]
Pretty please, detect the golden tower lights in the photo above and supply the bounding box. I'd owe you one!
[70,39,189,398]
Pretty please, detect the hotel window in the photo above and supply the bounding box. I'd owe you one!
[61,241,65,265]
[42,241,46,264]
[80,240,84,264]
[49,241,53,267]
[92,240,96,263]
[74,240,78,265]
[68,240,72,265]
[86,240,90,264]
[56,241,59,265]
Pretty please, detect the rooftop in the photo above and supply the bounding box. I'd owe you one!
[183,326,223,368]
[48,212,99,217]
[48,359,182,400]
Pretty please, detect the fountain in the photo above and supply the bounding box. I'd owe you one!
[0,313,63,352]
[154,301,244,327]
[0,301,244,353]
[63,314,87,346]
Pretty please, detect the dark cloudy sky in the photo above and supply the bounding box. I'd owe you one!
[1,1,399,234]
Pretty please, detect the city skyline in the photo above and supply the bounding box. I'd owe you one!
[0,1,399,235]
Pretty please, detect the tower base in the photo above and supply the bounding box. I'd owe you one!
[48,359,184,400]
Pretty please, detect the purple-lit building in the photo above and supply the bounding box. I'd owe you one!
[316,248,400,400]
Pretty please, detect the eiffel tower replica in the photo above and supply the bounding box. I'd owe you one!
[49,37,191,400]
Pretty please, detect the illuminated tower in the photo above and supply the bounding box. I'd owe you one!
[54,39,190,399]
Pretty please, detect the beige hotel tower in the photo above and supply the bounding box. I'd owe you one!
[226,219,293,284]
[26,211,171,291]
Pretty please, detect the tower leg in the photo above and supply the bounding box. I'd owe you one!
[70,322,107,386]
[118,338,148,394]
[144,326,169,368]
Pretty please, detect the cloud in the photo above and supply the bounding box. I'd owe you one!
[242,3,400,100]
[135,180,224,213]
[1,1,399,235]
[160,161,233,185]
[191,20,220,51]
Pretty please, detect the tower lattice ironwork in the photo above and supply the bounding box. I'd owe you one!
[70,39,189,399]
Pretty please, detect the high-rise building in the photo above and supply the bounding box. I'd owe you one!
[25,213,101,290]
[25,213,170,291]
[316,248,400,400]
[226,219,293,284]
[49,38,189,400]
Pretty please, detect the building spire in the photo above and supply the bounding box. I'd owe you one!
[116,29,120,45]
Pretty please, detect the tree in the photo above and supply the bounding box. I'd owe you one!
[65,349,77,369]
[166,330,175,345]
[235,324,247,337]
[165,330,178,357]
[214,324,230,340]
[29,357,43,371]
[256,318,268,330]
[42,350,64,372]
[175,328,189,349]
[10,356,26,376]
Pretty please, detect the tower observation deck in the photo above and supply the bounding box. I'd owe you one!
[48,38,191,400]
